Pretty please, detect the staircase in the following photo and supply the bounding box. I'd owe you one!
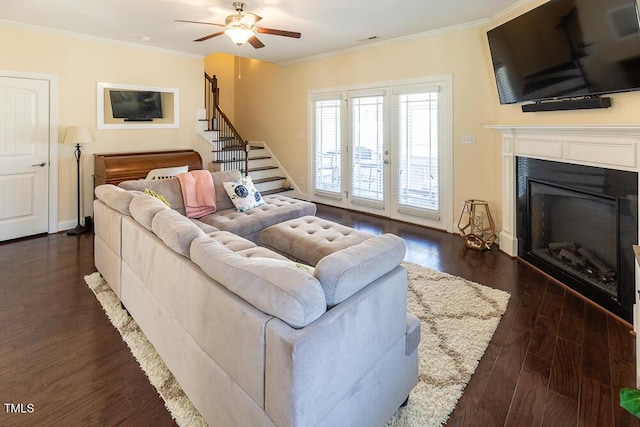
[245,143,291,196]
[197,73,294,196]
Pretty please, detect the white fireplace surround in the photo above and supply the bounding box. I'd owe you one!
[486,124,640,257]
[487,123,640,386]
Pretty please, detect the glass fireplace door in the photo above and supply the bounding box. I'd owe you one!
[528,180,618,297]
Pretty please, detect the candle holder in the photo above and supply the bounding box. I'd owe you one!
[457,199,497,250]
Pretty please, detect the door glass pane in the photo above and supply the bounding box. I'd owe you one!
[397,92,439,213]
[351,95,383,202]
[313,99,341,194]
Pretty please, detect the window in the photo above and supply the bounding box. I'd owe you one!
[309,76,452,231]
[312,96,343,197]
[350,92,384,206]
[396,88,440,219]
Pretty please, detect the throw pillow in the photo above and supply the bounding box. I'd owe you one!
[222,176,265,212]
[144,188,171,207]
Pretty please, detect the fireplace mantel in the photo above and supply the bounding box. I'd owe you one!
[486,124,640,257]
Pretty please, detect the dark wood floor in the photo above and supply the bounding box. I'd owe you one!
[1,204,638,426]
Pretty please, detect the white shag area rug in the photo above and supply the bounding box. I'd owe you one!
[85,262,509,427]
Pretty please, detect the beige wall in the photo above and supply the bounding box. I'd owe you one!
[0,25,203,229]
[212,28,502,229]
[7,1,638,233]
[204,53,237,121]
[208,3,640,231]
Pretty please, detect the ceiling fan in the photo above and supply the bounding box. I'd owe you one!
[176,2,301,48]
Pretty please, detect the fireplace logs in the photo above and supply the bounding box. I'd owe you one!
[532,242,616,295]
[577,247,615,279]
[558,248,587,268]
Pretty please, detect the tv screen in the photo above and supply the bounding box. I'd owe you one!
[109,90,163,120]
[487,0,640,104]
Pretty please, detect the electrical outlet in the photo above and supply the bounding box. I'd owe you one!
[461,134,476,144]
[300,177,304,185]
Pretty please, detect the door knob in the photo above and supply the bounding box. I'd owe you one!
[383,160,389,164]
[32,162,46,167]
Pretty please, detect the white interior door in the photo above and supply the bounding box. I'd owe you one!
[0,76,50,241]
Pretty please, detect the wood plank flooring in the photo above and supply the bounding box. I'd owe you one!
[0,203,637,426]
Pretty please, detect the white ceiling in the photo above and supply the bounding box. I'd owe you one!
[1,0,524,63]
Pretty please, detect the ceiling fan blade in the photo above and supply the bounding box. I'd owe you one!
[194,31,225,42]
[175,19,225,27]
[248,36,265,49]
[255,27,301,39]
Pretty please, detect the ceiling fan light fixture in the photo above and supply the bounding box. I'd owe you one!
[225,25,254,45]
[178,2,300,49]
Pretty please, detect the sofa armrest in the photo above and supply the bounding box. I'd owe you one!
[313,233,406,307]
[95,184,136,215]
[265,265,408,427]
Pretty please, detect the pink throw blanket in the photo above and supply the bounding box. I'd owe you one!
[176,170,217,218]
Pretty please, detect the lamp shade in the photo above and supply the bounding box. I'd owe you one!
[63,126,93,145]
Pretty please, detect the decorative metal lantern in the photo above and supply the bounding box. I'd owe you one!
[457,199,497,250]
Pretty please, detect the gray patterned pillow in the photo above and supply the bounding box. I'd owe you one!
[222,176,265,212]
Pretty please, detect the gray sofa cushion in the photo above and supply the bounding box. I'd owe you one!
[190,219,219,234]
[198,194,316,239]
[151,209,207,257]
[206,230,257,252]
[211,169,241,211]
[129,193,171,231]
[235,246,292,259]
[314,233,406,307]
[119,170,241,215]
[94,184,136,215]
[119,177,186,215]
[191,237,326,328]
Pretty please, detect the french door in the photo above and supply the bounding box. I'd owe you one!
[310,76,452,231]
[348,90,388,215]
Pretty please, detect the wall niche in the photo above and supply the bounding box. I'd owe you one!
[97,82,179,129]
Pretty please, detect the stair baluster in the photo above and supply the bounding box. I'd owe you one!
[204,73,249,176]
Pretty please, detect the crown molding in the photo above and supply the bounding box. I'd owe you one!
[0,19,204,59]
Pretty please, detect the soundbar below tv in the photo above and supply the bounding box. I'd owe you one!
[487,0,640,110]
[520,96,612,112]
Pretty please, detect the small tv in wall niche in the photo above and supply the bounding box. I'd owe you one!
[486,0,640,111]
[109,90,163,121]
[97,82,179,129]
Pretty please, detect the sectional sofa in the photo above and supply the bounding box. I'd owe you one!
[93,169,420,427]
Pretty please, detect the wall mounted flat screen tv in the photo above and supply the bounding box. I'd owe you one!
[487,0,640,104]
[109,90,163,120]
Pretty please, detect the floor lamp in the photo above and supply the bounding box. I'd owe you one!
[64,126,94,235]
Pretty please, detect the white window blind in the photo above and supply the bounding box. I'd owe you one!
[396,89,440,218]
[313,98,342,195]
[350,94,384,206]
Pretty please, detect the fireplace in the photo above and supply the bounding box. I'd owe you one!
[516,157,638,321]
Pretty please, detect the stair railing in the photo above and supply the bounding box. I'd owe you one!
[204,73,249,176]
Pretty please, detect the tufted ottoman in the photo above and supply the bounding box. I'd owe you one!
[260,215,375,266]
